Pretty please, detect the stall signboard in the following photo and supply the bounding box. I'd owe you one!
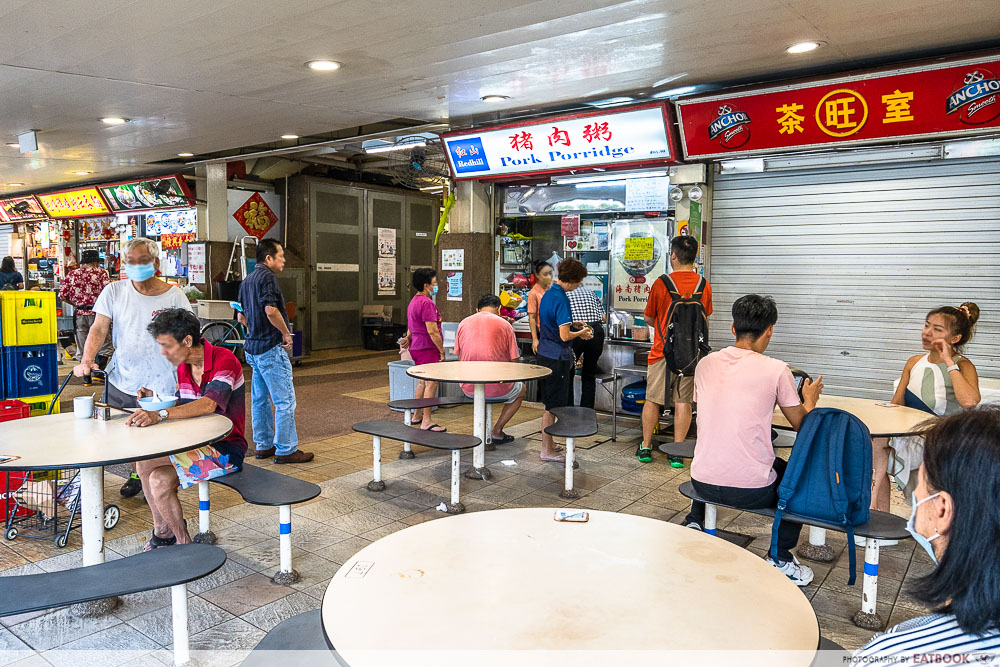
[441,103,678,181]
[37,187,111,218]
[160,232,195,249]
[0,196,47,222]
[676,54,1000,159]
[99,175,194,212]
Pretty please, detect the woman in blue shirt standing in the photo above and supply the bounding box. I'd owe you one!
[0,256,24,290]
[536,258,593,463]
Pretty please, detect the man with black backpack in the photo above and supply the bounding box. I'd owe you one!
[637,236,712,465]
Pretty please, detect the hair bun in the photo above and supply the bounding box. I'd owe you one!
[960,302,981,327]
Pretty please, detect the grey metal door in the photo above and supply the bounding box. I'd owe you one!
[366,192,406,322]
[309,183,364,349]
[405,196,438,303]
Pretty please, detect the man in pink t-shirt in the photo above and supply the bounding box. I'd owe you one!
[453,294,525,444]
[683,294,823,586]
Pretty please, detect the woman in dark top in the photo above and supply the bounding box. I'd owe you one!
[0,256,24,290]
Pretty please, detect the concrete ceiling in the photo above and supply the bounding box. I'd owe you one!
[1,0,999,193]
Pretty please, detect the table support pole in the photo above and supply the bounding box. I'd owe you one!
[445,450,465,514]
[559,437,579,499]
[171,583,190,666]
[367,436,385,492]
[853,539,883,630]
[73,466,119,617]
[484,404,495,451]
[465,383,491,480]
[400,410,415,459]
[193,481,216,544]
[273,504,299,585]
[611,370,618,441]
[798,527,836,563]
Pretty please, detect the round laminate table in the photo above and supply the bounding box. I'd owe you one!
[407,361,551,479]
[772,395,933,438]
[321,508,819,667]
[0,412,232,612]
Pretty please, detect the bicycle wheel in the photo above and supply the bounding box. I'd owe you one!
[200,321,244,362]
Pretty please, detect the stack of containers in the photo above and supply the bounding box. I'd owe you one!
[1,291,59,415]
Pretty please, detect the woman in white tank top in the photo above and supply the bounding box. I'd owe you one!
[871,303,982,512]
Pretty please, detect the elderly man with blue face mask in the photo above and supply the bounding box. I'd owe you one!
[73,237,192,497]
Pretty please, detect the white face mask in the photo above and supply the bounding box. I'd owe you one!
[906,492,942,564]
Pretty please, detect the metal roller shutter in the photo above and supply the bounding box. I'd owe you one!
[0,225,10,259]
[708,155,1000,399]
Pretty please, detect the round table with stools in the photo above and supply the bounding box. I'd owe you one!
[0,411,232,615]
[407,361,551,480]
[321,508,819,667]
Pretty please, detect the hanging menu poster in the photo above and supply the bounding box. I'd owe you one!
[611,218,668,311]
[187,243,207,284]
[625,176,670,212]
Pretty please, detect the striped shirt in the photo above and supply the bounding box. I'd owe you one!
[855,614,1000,660]
[176,341,247,455]
[566,286,604,324]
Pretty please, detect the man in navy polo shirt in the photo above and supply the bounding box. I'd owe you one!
[126,308,247,550]
[536,258,593,463]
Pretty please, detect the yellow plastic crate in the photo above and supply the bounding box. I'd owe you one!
[1,291,57,346]
[19,393,59,417]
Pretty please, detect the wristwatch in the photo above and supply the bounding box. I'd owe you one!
[946,364,960,373]
[157,409,169,420]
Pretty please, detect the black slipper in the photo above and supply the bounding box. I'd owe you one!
[143,532,177,552]
[492,434,515,445]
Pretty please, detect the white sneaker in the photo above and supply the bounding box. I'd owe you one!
[685,522,703,531]
[767,555,814,587]
[854,536,898,547]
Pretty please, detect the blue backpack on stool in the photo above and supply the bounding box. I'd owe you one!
[770,408,872,585]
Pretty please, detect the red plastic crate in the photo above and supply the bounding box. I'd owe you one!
[0,400,30,423]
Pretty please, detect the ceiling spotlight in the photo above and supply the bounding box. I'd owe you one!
[8,183,24,187]
[6,143,19,148]
[786,41,823,54]
[281,134,299,140]
[306,60,342,71]
[481,95,510,103]
[73,171,91,175]
[177,152,194,157]
[100,117,129,125]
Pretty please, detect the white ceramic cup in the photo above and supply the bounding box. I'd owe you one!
[74,395,94,419]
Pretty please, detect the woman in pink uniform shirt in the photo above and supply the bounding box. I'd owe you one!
[404,268,446,431]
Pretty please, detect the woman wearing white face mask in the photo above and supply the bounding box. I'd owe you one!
[855,407,1000,658]
[403,267,446,432]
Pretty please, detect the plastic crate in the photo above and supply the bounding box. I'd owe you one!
[1,291,57,347]
[2,471,33,519]
[0,399,30,422]
[2,345,58,398]
[362,324,407,351]
[16,394,59,417]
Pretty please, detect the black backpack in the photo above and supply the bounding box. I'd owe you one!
[656,274,711,376]
[0,275,18,291]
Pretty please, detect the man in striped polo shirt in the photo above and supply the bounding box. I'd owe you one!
[126,308,247,550]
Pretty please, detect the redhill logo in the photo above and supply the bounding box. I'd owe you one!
[946,68,1000,125]
[708,104,752,149]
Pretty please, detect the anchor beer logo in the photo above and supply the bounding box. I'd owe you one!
[23,365,42,384]
[946,68,1000,125]
[708,104,752,149]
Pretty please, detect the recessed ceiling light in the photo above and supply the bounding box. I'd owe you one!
[73,171,91,175]
[8,183,24,187]
[177,152,194,157]
[652,85,697,99]
[481,95,510,103]
[101,117,129,125]
[786,41,823,54]
[306,60,342,71]
[6,143,19,148]
[281,134,299,140]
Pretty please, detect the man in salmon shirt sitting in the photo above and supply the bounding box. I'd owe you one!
[682,295,824,586]
[453,294,525,445]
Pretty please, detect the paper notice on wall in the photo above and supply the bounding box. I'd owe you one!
[187,243,207,284]
[625,176,670,212]
[377,258,396,296]
[623,237,654,260]
[441,248,464,271]
[446,271,463,301]
[560,214,580,236]
[377,227,396,258]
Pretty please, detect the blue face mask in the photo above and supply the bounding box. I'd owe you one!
[125,262,156,282]
[430,285,439,297]
[906,491,941,564]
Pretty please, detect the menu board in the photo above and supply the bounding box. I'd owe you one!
[99,176,193,212]
[625,176,670,212]
[0,196,47,222]
[37,187,111,218]
[611,218,669,311]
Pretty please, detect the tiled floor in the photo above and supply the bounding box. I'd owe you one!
[0,382,931,664]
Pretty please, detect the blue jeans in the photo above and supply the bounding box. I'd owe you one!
[245,344,298,456]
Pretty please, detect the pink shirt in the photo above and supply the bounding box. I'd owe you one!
[691,346,801,488]
[453,311,519,397]
[407,294,441,352]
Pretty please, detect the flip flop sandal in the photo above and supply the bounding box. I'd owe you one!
[422,424,447,433]
[143,532,177,552]
[493,434,515,445]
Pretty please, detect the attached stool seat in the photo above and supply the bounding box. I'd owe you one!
[543,407,598,499]
[386,397,472,458]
